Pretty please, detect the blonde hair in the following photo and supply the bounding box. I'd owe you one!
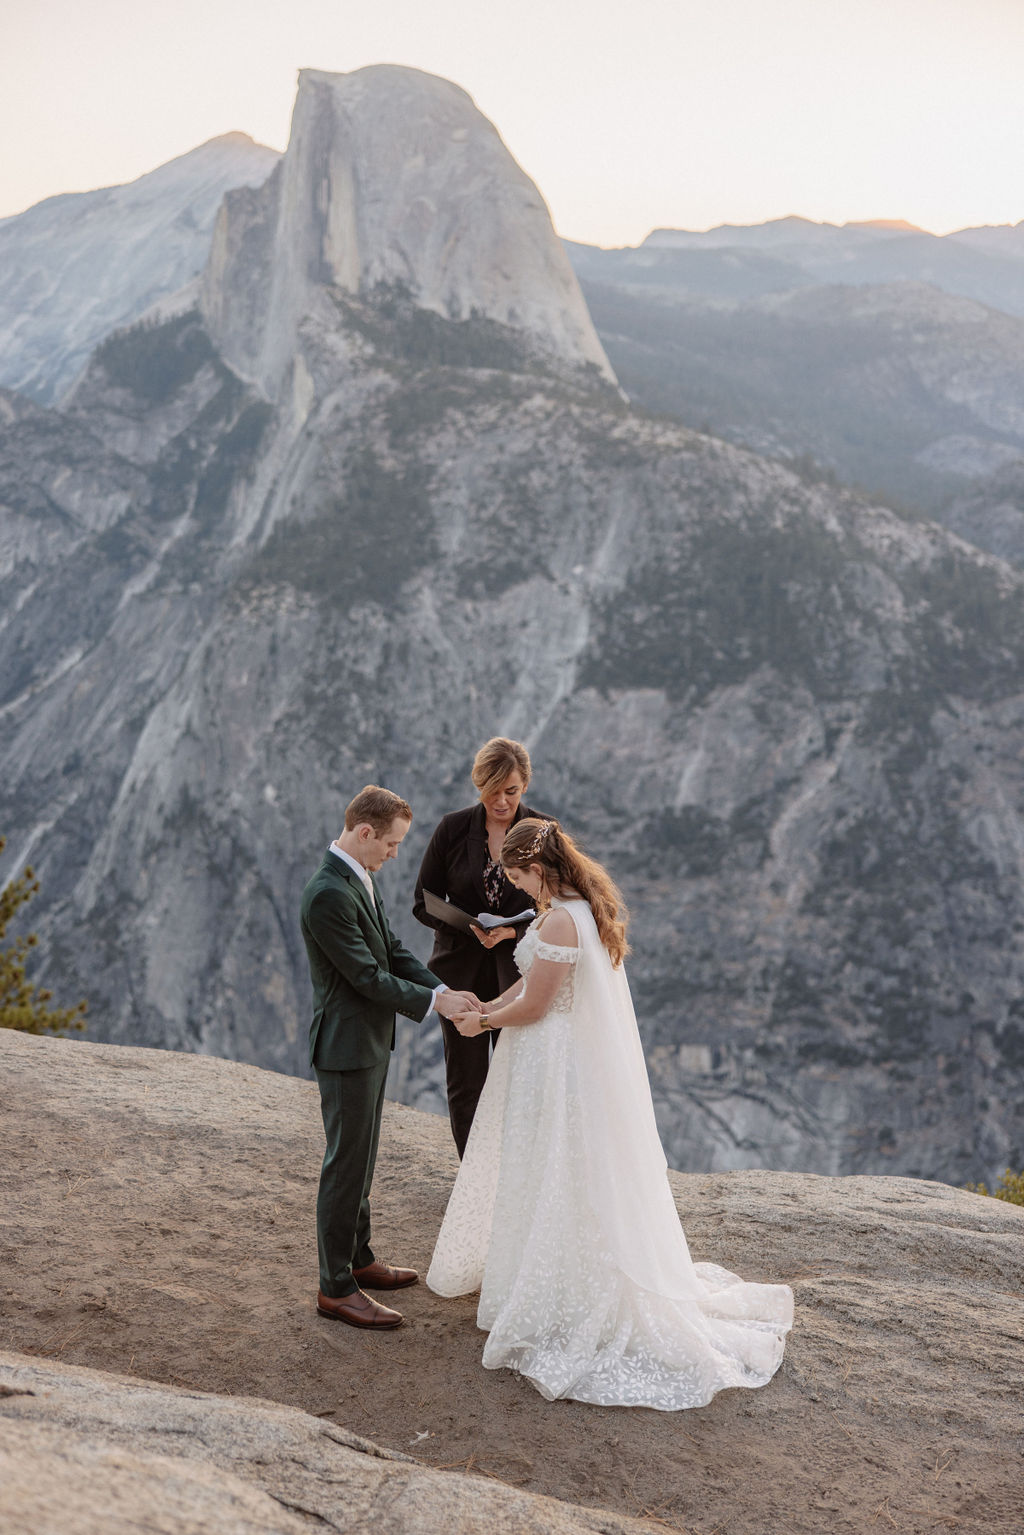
[343,785,412,835]
[501,819,629,967]
[471,737,532,802]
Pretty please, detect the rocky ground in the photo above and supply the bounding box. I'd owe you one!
[2,1030,1023,1534]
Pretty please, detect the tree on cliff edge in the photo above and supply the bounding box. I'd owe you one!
[1,836,87,1035]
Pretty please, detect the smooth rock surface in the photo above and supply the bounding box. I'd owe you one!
[0,1353,653,1535]
[1,1029,1023,1535]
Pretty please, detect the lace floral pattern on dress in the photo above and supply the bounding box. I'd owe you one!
[514,924,578,1012]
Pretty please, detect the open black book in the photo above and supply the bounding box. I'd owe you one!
[422,889,535,936]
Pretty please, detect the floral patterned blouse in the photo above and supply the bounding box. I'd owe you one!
[482,851,511,910]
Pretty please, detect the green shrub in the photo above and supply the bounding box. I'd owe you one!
[964,1168,1024,1206]
[95,312,215,405]
[0,836,87,1035]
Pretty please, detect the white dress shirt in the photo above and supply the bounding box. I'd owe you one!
[328,843,447,1014]
[330,843,377,901]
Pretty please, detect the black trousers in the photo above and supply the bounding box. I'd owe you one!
[441,1017,499,1158]
[314,1058,389,1297]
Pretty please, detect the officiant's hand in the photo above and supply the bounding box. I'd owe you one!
[470,923,516,949]
[436,989,483,1020]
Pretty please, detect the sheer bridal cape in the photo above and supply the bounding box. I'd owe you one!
[426,897,793,1410]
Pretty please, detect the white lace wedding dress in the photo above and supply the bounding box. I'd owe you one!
[426,897,794,1409]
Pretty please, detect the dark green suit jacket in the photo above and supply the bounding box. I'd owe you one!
[300,851,440,1071]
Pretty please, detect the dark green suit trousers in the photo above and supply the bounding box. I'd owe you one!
[315,1059,389,1295]
[300,850,440,1297]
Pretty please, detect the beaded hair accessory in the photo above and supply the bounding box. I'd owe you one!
[520,819,555,857]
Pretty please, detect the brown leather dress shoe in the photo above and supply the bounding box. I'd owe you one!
[316,1288,404,1328]
[351,1260,419,1290]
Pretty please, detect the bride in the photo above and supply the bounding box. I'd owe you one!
[426,818,793,1409]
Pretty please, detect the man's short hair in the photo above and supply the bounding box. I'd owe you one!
[344,785,413,835]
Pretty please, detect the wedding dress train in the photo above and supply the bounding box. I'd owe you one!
[426,897,793,1409]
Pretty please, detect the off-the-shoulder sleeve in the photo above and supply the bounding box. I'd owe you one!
[534,939,579,964]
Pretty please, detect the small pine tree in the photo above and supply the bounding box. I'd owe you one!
[0,836,87,1035]
[965,1168,1024,1207]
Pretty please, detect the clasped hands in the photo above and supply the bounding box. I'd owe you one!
[434,987,490,1037]
[451,1007,488,1037]
[435,988,483,1023]
[451,996,495,1037]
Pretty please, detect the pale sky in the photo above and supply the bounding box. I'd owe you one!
[3,0,1024,246]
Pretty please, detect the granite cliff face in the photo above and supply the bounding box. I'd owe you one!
[1,67,1023,1187]
[200,66,614,399]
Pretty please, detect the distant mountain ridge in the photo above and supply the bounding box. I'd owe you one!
[642,210,1024,261]
[0,133,280,404]
[567,209,1024,537]
[644,213,927,250]
[6,141,1024,407]
[5,128,1024,527]
[578,278,1024,519]
[575,211,1024,317]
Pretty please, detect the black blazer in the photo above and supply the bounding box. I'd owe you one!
[413,802,549,1000]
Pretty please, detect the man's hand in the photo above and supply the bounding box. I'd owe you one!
[470,923,516,949]
[435,989,482,1020]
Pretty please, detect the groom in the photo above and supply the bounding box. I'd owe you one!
[300,785,477,1329]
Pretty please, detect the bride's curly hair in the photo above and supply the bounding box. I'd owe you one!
[501,819,630,967]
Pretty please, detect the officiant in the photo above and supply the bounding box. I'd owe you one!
[413,737,552,1156]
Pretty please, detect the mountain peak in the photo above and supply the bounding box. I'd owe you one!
[201,130,270,149]
[844,218,923,234]
[297,62,476,106]
[201,64,615,394]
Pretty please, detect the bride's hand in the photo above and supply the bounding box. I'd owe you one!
[453,1010,485,1037]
